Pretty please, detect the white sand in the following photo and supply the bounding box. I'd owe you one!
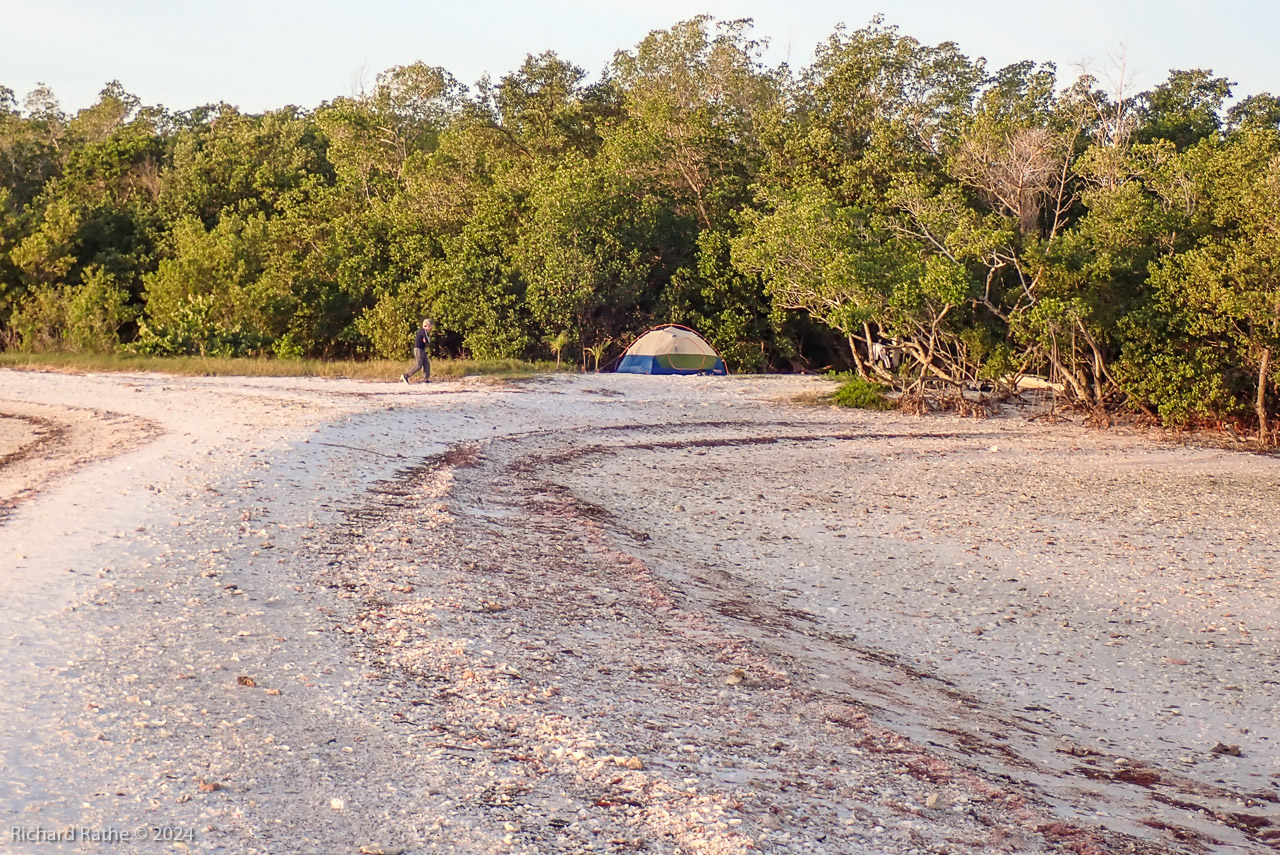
[0,414,39,461]
[0,369,1276,854]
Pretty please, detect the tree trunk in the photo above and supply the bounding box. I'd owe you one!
[1077,319,1122,398]
[1258,346,1271,443]
[846,334,870,379]
[1044,346,1093,404]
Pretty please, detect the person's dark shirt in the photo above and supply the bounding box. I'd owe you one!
[414,328,431,351]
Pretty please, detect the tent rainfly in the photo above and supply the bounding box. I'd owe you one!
[614,325,727,375]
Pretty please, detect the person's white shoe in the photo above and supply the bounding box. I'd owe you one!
[400,374,409,385]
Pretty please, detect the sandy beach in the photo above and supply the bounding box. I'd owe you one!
[1,369,1277,854]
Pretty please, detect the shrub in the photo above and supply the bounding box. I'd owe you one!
[9,285,68,352]
[831,378,893,410]
[355,294,415,359]
[130,294,272,357]
[272,333,306,360]
[65,267,136,353]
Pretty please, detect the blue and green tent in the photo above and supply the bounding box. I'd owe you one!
[614,325,727,375]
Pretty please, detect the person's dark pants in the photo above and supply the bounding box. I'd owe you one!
[405,348,430,382]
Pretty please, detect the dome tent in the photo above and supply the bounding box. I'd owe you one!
[614,324,727,375]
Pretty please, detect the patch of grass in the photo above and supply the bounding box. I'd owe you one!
[0,352,555,381]
[830,377,893,410]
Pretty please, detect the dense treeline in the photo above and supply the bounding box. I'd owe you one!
[3,18,1280,438]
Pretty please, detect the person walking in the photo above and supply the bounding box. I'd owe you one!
[401,318,434,384]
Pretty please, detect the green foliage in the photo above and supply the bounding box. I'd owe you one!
[733,182,892,338]
[9,266,134,352]
[8,284,68,351]
[1137,70,1232,150]
[272,333,306,360]
[661,228,783,372]
[831,377,893,410]
[0,20,1279,438]
[418,188,533,360]
[355,293,417,359]
[518,154,657,354]
[65,266,135,352]
[129,293,271,357]
[1116,130,1280,433]
[543,329,571,368]
[1114,307,1236,424]
[493,52,608,158]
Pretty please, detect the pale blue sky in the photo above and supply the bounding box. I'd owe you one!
[3,0,1274,114]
